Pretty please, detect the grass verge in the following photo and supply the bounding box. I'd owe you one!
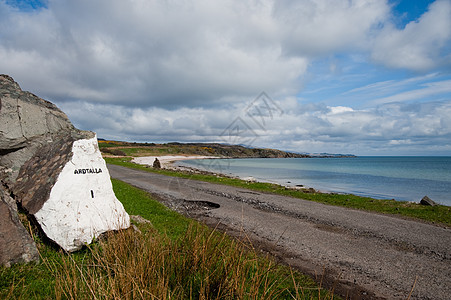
[105,157,451,226]
[1,179,335,299]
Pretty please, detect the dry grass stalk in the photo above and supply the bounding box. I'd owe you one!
[54,223,333,299]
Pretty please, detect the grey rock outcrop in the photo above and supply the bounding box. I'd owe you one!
[420,195,437,206]
[153,158,161,169]
[0,75,78,184]
[0,184,39,267]
[1,74,91,217]
[0,74,129,266]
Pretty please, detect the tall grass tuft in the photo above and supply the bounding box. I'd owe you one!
[54,223,334,299]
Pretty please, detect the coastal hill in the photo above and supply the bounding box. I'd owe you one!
[99,140,355,158]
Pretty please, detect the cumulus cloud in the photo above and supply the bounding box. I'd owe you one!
[1,0,308,107]
[59,98,451,155]
[273,0,389,56]
[371,0,451,71]
[1,0,451,155]
[2,0,449,110]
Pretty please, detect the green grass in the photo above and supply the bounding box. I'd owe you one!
[0,226,93,299]
[112,178,191,239]
[105,157,451,226]
[108,180,332,299]
[1,179,335,299]
[102,146,184,157]
[98,142,195,157]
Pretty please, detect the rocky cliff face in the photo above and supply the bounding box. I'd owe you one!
[0,75,129,266]
[0,75,79,183]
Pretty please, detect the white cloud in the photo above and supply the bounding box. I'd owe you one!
[0,0,309,107]
[328,106,354,114]
[59,99,451,155]
[1,0,449,109]
[344,73,440,96]
[3,0,442,110]
[371,0,451,71]
[1,0,451,155]
[370,80,451,105]
[273,0,389,56]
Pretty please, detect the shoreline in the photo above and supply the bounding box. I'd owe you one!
[166,155,450,206]
[108,163,451,299]
[132,155,321,193]
[131,155,451,206]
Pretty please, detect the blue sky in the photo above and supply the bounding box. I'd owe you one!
[391,0,435,26]
[1,0,450,155]
[5,0,47,11]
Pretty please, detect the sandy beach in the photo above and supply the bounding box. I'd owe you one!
[133,155,268,185]
[133,155,313,191]
[132,155,222,170]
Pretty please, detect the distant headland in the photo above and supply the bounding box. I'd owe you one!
[98,139,356,159]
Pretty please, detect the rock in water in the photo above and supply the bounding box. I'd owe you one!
[0,74,130,263]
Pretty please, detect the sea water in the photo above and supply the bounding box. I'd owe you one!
[178,156,451,206]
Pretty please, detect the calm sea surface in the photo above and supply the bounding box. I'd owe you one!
[178,156,451,206]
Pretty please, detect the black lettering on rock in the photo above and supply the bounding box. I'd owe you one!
[74,168,103,174]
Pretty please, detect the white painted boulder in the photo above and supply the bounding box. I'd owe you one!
[1,74,131,264]
[34,135,130,252]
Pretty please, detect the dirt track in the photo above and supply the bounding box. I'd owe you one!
[108,164,451,300]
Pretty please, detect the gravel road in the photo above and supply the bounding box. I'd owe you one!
[108,164,451,300]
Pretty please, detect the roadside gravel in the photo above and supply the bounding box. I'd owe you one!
[108,164,451,300]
